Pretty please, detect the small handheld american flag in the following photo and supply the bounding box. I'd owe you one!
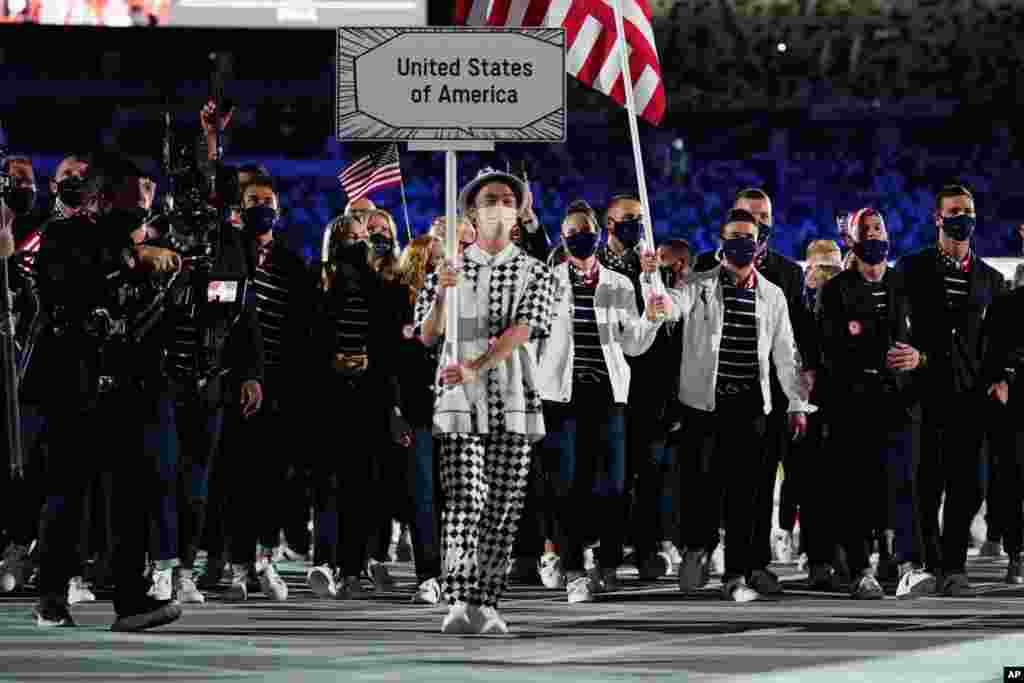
[338,143,402,201]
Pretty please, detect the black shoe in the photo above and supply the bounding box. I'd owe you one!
[749,568,783,595]
[111,598,182,632]
[940,572,975,597]
[33,600,76,628]
[1006,562,1023,585]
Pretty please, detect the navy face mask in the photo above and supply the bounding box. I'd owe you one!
[5,186,36,215]
[369,233,394,258]
[613,218,642,249]
[242,205,277,236]
[854,238,889,266]
[57,177,85,209]
[565,231,600,259]
[722,236,757,268]
[942,214,976,242]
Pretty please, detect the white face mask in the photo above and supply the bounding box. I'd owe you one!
[476,206,518,242]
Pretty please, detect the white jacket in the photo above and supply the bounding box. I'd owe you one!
[537,262,660,403]
[643,264,813,415]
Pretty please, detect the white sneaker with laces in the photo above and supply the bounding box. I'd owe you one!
[723,577,759,603]
[773,530,794,564]
[175,571,206,604]
[583,547,596,571]
[307,565,338,599]
[369,561,395,590]
[412,578,442,604]
[148,568,174,602]
[539,553,564,589]
[896,567,937,600]
[567,575,597,604]
[666,543,683,567]
[225,564,249,602]
[709,544,726,577]
[257,561,288,601]
[477,606,509,634]
[67,577,96,605]
[441,602,476,634]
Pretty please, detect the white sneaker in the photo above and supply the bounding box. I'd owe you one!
[0,544,31,593]
[478,606,509,634]
[896,567,937,600]
[225,565,249,602]
[441,602,475,634]
[307,565,338,599]
[723,577,759,603]
[257,561,288,601]
[67,577,96,605]
[539,553,565,589]
[567,575,598,604]
[147,568,173,602]
[412,578,442,604]
[666,543,683,567]
[175,572,206,604]
[583,547,596,570]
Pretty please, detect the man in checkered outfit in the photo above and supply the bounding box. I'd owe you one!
[415,168,557,635]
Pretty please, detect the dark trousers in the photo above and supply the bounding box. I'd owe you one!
[918,392,988,574]
[830,390,923,573]
[174,395,224,570]
[541,396,628,574]
[409,427,441,582]
[991,401,1024,558]
[752,403,788,570]
[38,388,178,613]
[631,418,678,560]
[676,394,767,582]
[1,404,47,550]
[312,377,388,576]
[512,441,548,560]
[225,385,309,563]
[787,409,836,566]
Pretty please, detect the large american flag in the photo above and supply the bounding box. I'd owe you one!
[454,0,666,125]
[338,143,403,201]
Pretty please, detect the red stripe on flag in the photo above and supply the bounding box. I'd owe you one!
[521,0,550,25]
[454,0,474,23]
[489,0,513,24]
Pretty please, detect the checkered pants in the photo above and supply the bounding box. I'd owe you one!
[439,432,532,607]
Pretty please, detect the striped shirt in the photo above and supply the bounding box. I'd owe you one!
[717,273,759,387]
[941,254,970,313]
[335,291,370,355]
[253,249,291,370]
[569,264,609,387]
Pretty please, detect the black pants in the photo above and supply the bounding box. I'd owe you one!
[1,404,48,550]
[174,393,225,571]
[918,392,988,574]
[785,408,835,566]
[511,445,548,560]
[38,387,178,614]
[631,410,678,561]
[752,403,788,570]
[676,394,767,582]
[225,384,311,563]
[990,400,1024,558]
[312,376,389,576]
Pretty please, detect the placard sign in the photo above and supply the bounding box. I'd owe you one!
[337,27,566,142]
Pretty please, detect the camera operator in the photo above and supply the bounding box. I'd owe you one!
[153,168,265,605]
[31,157,184,631]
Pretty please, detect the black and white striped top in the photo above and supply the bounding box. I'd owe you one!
[717,280,759,385]
[168,320,198,378]
[335,292,370,355]
[943,268,969,313]
[866,280,888,317]
[570,267,608,386]
[253,256,291,370]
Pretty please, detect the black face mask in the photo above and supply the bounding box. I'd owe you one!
[369,233,394,259]
[336,240,370,267]
[57,177,86,209]
[613,218,642,249]
[5,186,36,216]
[242,205,276,237]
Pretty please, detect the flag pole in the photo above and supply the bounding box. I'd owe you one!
[444,150,459,367]
[398,174,414,244]
[610,0,664,297]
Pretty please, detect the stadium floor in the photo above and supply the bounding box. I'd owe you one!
[1,556,1022,682]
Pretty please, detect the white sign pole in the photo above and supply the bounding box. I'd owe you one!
[609,0,664,298]
[444,149,459,367]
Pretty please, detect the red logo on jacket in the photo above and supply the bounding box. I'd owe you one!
[848,320,863,336]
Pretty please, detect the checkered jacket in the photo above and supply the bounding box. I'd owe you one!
[537,262,660,404]
[413,243,557,441]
